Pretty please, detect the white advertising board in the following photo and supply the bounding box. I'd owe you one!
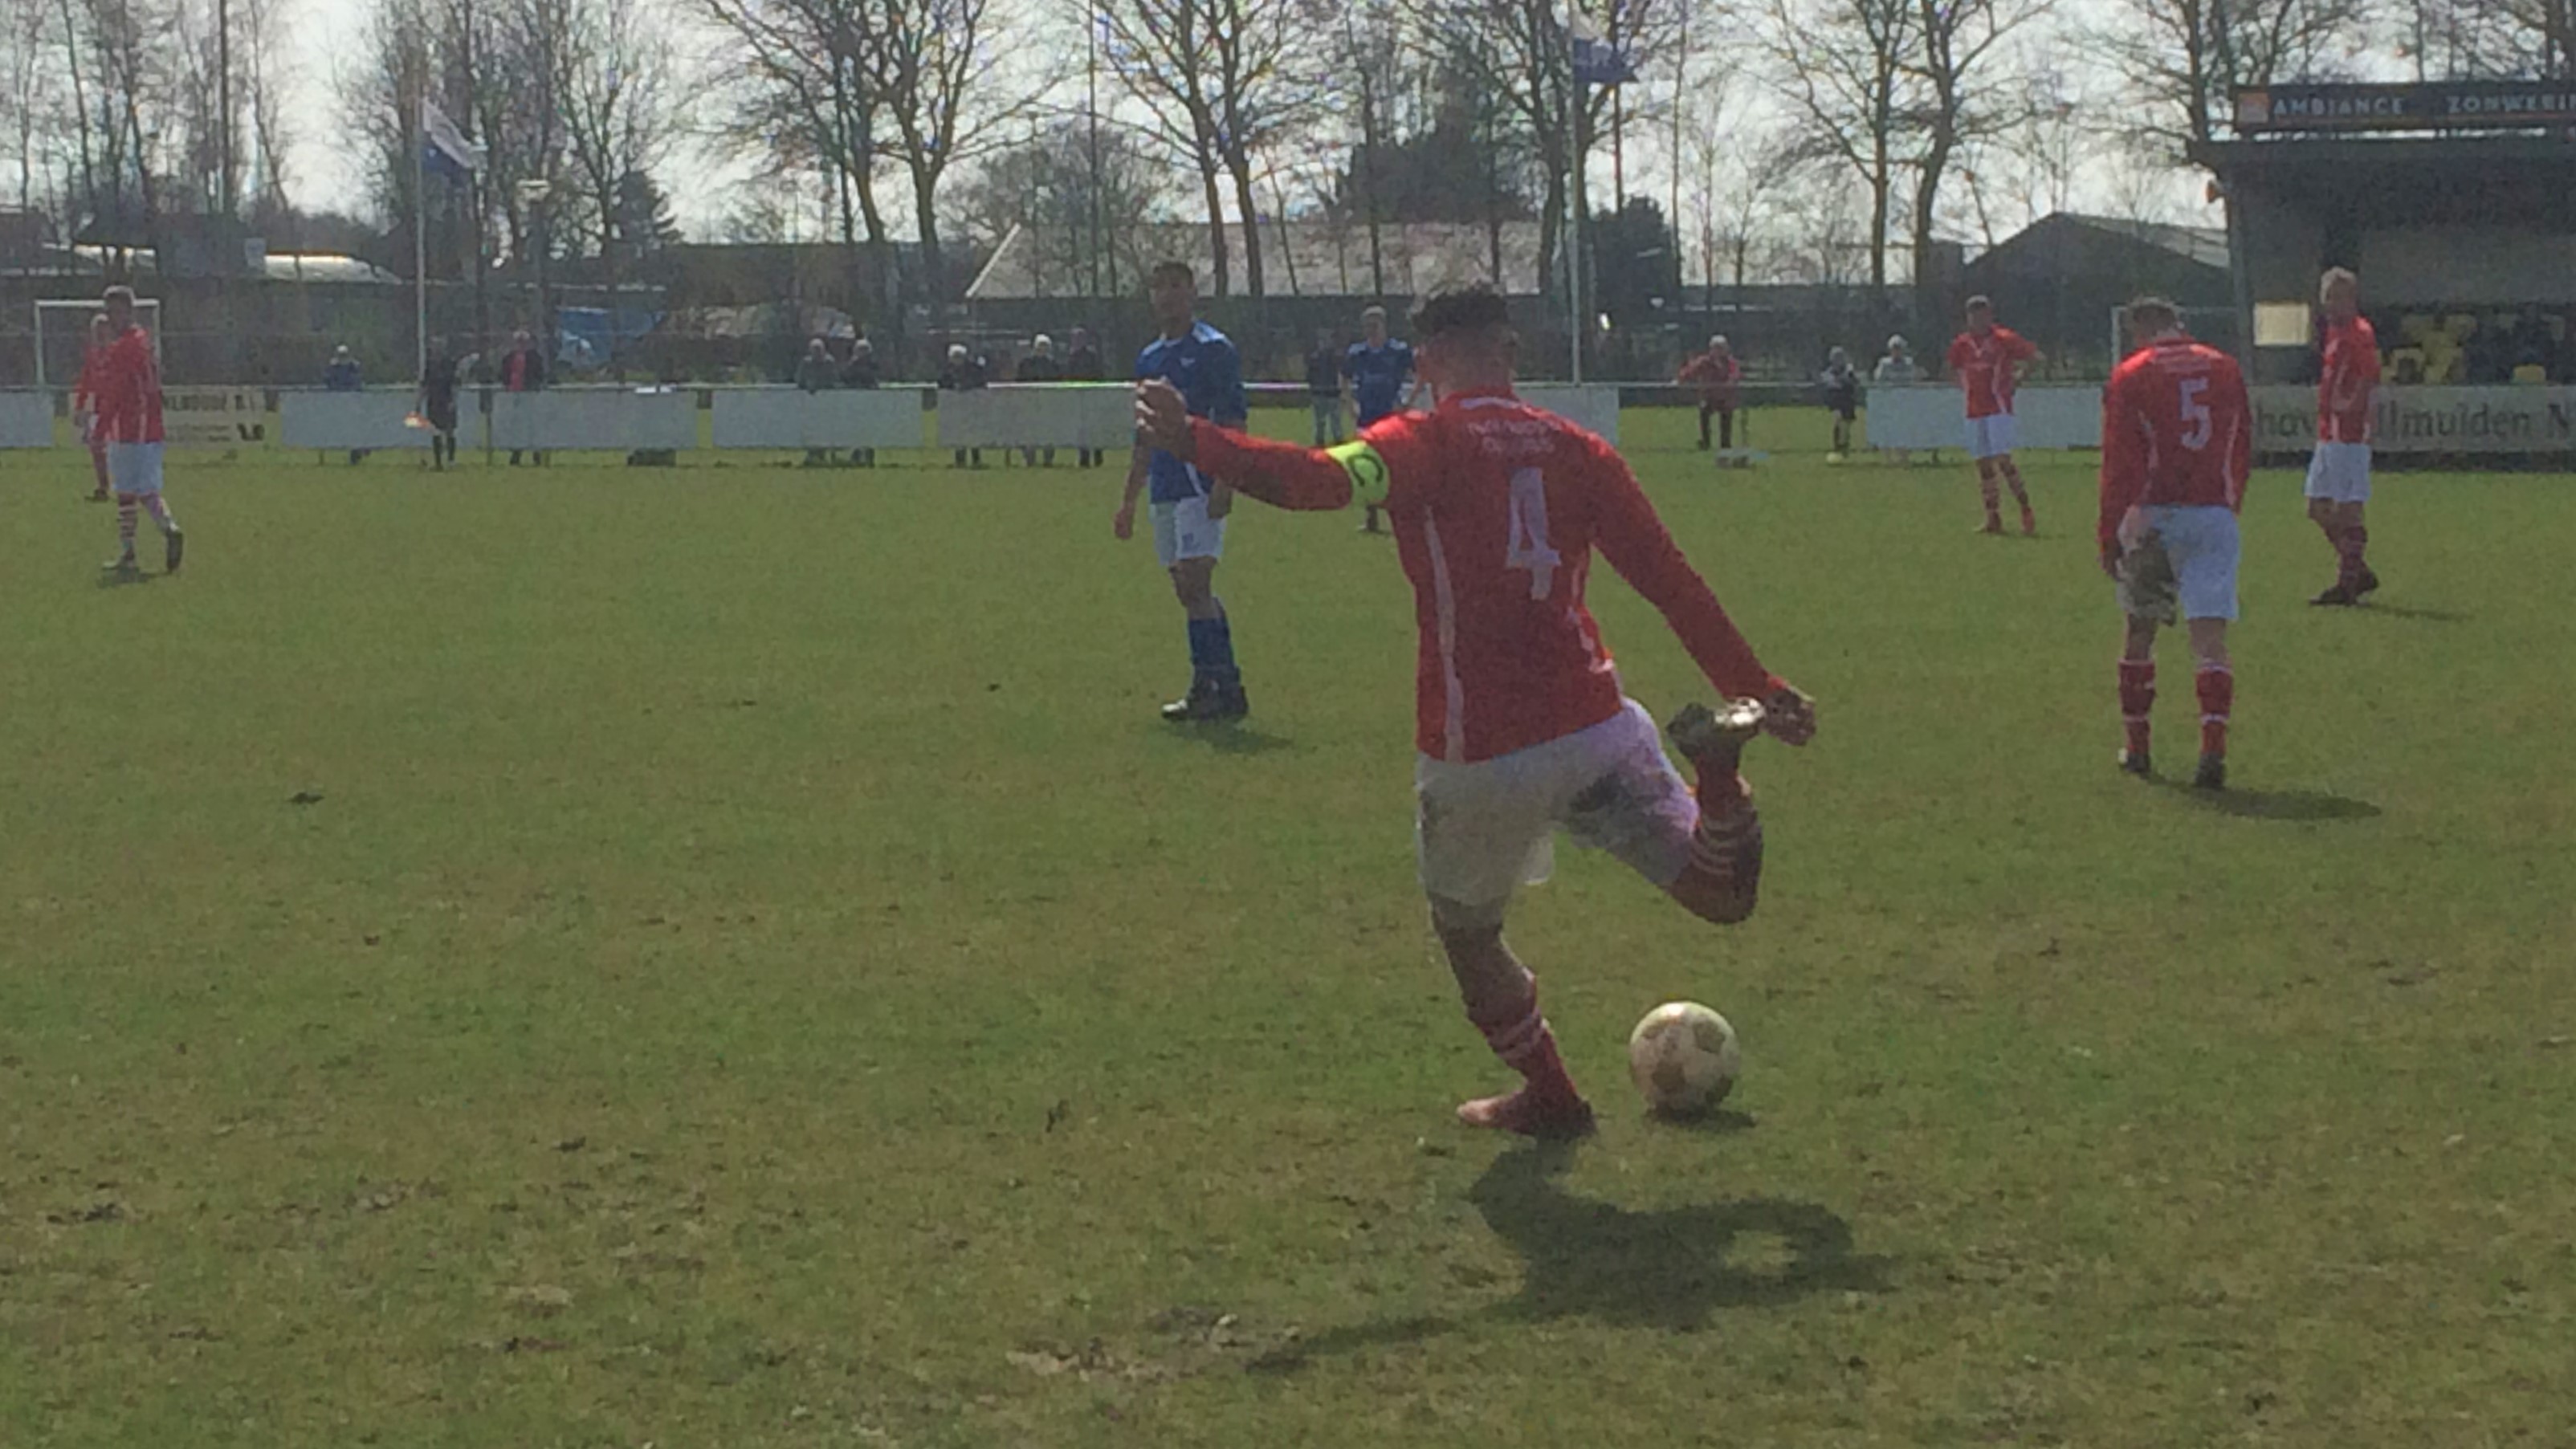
[491,389,698,453]
[0,390,51,448]
[1517,384,1622,445]
[936,385,1135,450]
[711,388,924,450]
[279,390,433,451]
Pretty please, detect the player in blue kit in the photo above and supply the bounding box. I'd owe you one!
[1114,260,1253,722]
[1343,304,1422,534]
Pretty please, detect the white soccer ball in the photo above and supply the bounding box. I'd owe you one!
[1628,1001,1741,1116]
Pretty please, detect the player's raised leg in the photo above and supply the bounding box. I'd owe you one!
[1662,698,1771,925]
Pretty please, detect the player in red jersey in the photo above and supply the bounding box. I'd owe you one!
[91,286,183,576]
[1676,334,1742,451]
[1946,296,2040,535]
[2098,298,2249,792]
[2305,267,2382,606]
[70,315,115,502]
[1135,284,1818,1138]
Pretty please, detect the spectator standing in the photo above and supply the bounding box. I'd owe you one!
[1872,336,1922,465]
[797,337,839,466]
[418,339,461,471]
[940,342,989,468]
[501,328,548,466]
[1304,331,1345,445]
[1017,334,1065,466]
[1819,347,1861,459]
[841,338,882,468]
[1677,334,1742,452]
[1065,327,1107,466]
[325,345,368,465]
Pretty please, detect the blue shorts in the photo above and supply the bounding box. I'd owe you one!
[2117,505,2240,623]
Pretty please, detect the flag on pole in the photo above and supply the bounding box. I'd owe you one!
[1567,10,1639,85]
[421,99,485,178]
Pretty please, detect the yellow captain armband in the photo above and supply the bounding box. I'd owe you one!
[1326,440,1392,508]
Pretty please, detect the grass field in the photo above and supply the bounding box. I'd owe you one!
[4,406,2572,1448]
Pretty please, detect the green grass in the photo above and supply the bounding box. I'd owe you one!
[4,407,2571,1448]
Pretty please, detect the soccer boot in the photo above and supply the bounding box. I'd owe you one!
[1457,1085,1596,1138]
[2118,749,2153,779]
[165,528,184,575]
[2020,506,2039,537]
[2309,583,2358,606]
[1666,698,1767,777]
[1975,517,2006,535]
[86,488,108,503]
[2193,754,2227,792]
[2355,565,2382,598]
[1161,679,1247,723]
[101,551,137,574]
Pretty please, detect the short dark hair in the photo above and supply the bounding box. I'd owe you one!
[1149,259,1194,287]
[2126,295,2182,332]
[1412,283,1512,339]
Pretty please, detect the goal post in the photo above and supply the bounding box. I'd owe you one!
[34,297,162,391]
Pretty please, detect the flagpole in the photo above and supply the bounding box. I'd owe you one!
[415,94,429,387]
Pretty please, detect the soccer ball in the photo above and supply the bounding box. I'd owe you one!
[1628,1001,1741,1116]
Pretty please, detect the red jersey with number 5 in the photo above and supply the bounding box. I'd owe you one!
[2317,315,2379,444]
[1946,326,2037,419]
[2097,334,2251,550]
[1188,390,1781,763]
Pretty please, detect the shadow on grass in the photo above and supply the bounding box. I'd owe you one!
[1249,1141,1889,1371]
[2154,779,2382,822]
[1164,724,1295,755]
[95,568,156,589]
[1644,1106,1759,1137]
[2356,603,2469,624]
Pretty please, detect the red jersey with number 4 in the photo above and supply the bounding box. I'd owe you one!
[2317,315,2379,444]
[2097,335,2251,550]
[1946,326,2037,419]
[1188,391,1781,763]
[90,325,165,445]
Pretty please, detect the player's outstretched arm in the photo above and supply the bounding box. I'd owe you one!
[1134,379,1363,512]
[1588,443,1816,743]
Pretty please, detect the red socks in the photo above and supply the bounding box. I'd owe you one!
[2197,665,2232,759]
[1471,980,1581,1105]
[2119,659,2155,757]
[2337,524,2370,589]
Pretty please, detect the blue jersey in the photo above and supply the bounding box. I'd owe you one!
[1343,340,1415,424]
[1136,322,1247,503]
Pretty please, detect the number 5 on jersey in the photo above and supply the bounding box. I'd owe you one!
[2179,376,2211,450]
[1506,467,1562,599]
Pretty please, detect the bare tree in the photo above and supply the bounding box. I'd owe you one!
[561,0,676,364]
[2088,0,2377,165]
[1759,0,1914,291]
[1906,0,2045,308]
[863,0,1031,300]
[2404,0,2576,75]
[1094,0,1310,296]
[701,0,897,326]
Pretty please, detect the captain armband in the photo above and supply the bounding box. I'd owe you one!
[1325,440,1392,508]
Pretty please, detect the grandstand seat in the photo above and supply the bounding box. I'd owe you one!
[2389,348,2427,385]
[2400,314,2436,345]
[2513,363,2548,385]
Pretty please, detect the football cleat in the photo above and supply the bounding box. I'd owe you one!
[2355,565,2382,597]
[1666,698,1766,774]
[1457,1086,1596,1138]
[1975,519,2006,535]
[2118,749,2153,779]
[2194,754,2227,792]
[1160,681,1249,723]
[101,552,137,573]
[164,528,184,575]
[2309,584,2358,607]
[2020,508,2039,537]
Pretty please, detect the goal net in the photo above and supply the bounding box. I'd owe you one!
[35,298,163,390]
[2107,303,2244,364]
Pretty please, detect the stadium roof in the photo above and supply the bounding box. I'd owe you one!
[2038,214,2230,271]
[968,219,1545,301]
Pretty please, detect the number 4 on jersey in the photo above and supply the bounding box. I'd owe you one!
[1506,467,1562,599]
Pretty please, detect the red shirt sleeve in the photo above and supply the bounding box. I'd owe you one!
[1584,434,1779,699]
[2097,368,2147,551]
[2007,329,2040,363]
[1944,336,1970,377]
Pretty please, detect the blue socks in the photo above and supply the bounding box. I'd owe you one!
[1187,609,1241,689]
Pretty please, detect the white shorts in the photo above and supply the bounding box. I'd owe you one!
[105,442,165,496]
[1151,496,1226,568]
[1414,699,1697,927]
[2303,442,2373,504]
[2117,505,2240,624]
[1964,413,2017,459]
